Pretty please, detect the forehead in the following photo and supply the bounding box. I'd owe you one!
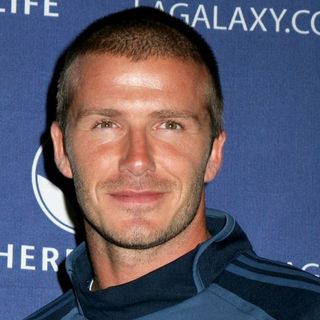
[69,54,210,112]
[74,54,208,89]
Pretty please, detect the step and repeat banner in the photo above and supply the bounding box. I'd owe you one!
[0,1,319,319]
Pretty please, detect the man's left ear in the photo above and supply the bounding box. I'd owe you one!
[204,132,226,183]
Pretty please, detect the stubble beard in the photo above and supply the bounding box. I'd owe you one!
[72,170,206,251]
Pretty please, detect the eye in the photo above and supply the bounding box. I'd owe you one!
[159,120,184,130]
[93,120,118,129]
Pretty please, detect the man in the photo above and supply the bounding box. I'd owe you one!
[27,7,320,320]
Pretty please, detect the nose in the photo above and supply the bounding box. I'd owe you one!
[119,128,156,176]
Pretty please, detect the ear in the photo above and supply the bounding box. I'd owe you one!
[204,132,226,183]
[50,122,73,179]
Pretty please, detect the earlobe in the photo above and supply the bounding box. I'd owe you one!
[204,132,226,183]
[50,122,73,179]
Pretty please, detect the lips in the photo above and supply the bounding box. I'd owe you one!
[109,191,164,203]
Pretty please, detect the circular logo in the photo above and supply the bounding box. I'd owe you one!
[31,141,80,233]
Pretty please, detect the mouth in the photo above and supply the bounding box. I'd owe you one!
[109,191,165,204]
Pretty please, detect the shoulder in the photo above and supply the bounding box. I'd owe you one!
[216,251,320,319]
[25,289,77,320]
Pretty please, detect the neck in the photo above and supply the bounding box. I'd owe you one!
[85,208,209,291]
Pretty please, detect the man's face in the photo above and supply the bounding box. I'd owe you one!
[52,54,225,249]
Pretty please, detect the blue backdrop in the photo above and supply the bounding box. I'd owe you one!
[0,1,319,319]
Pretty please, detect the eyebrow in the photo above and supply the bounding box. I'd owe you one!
[149,110,201,124]
[74,107,201,124]
[75,108,122,121]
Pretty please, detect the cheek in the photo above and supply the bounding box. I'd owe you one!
[68,130,211,183]
[69,141,118,182]
[153,139,209,179]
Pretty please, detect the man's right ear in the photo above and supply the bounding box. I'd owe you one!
[50,122,73,179]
